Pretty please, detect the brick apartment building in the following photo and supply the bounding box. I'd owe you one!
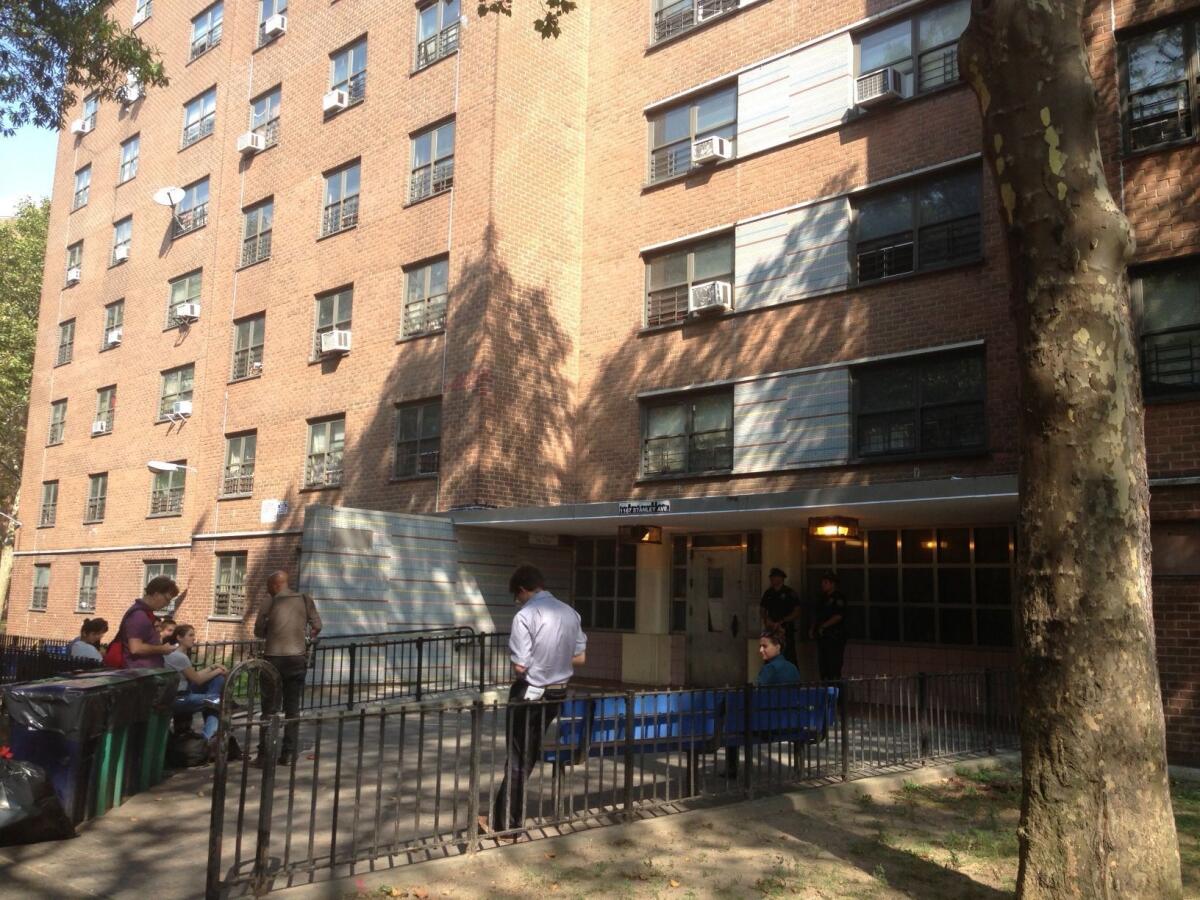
[5,0,1199,761]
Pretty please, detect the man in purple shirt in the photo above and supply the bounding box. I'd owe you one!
[118,576,182,668]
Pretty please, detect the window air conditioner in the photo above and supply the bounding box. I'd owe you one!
[695,2,723,22]
[237,131,266,154]
[66,266,82,285]
[112,245,130,263]
[123,72,142,104]
[321,329,352,355]
[264,13,287,37]
[106,326,123,346]
[855,67,904,108]
[322,89,349,113]
[91,420,109,436]
[691,135,733,165]
[688,280,733,316]
[171,400,193,417]
[70,118,92,135]
[176,302,201,322]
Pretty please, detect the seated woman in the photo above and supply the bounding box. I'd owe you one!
[164,624,228,743]
[68,618,108,661]
[757,629,801,685]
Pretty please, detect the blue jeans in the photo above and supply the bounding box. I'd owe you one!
[172,674,226,740]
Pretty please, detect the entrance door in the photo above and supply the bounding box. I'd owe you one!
[686,548,747,687]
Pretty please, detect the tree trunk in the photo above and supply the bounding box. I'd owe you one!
[959,2,1181,896]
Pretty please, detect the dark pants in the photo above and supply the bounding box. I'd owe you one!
[491,681,565,832]
[817,638,846,681]
[259,654,307,756]
[782,623,798,666]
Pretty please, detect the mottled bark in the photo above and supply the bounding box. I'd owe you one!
[960,2,1181,897]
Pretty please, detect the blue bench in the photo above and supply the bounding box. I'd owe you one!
[719,685,839,748]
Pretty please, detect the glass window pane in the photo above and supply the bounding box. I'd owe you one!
[902,568,934,604]
[858,365,915,413]
[844,603,867,639]
[870,605,900,641]
[696,87,736,132]
[593,599,615,629]
[618,542,637,567]
[937,568,971,604]
[595,538,616,567]
[918,0,970,50]
[692,238,733,281]
[617,569,637,598]
[902,529,935,564]
[653,105,690,147]
[648,250,688,290]
[419,3,439,39]
[869,568,900,604]
[435,121,455,158]
[429,259,449,295]
[919,171,980,225]
[616,601,636,631]
[904,606,936,642]
[595,568,616,597]
[838,569,865,605]
[973,527,1010,564]
[1127,25,1185,93]
[977,609,1013,646]
[938,528,971,564]
[861,19,912,72]
[692,394,731,432]
[975,568,1012,606]
[575,568,592,597]
[921,353,984,403]
[412,132,432,168]
[1141,264,1200,332]
[576,539,593,565]
[939,608,973,644]
[867,530,898,565]
[647,404,687,437]
[858,190,913,241]
[806,533,834,564]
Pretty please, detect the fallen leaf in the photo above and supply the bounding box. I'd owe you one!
[544,852,556,859]
[669,880,681,889]
[413,888,429,899]
[389,890,402,898]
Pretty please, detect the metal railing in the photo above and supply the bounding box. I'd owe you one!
[649,142,692,183]
[304,453,344,488]
[56,341,73,366]
[402,292,447,336]
[150,487,184,516]
[221,465,255,496]
[181,112,216,148]
[857,233,915,282]
[231,346,263,381]
[39,503,56,527]
[642,428,734,476]
[409,158,454,202]
[206,669,1017,897]
[190,23,222,60]
[653,0,738,43]
[240,231,272,268]
[321,195,359,237]
[173,203,208,237]
[254,117,280,148]
[1142,324,1200,395]
[85,496,106,522]
[0,635,101,684]
[416,22,460,69]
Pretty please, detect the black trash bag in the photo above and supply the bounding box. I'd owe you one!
[166,732,210,768]
[0,758,75,846]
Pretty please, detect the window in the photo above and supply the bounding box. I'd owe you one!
[402,257,449,336]
[1121,19,1200,151]
[1134,258,1200,395]
[648,86,736,183]
[73,165,91,210]
[250,86,281,147]
[642,390,734,476]
[258,0,287,47]
[145,561,179,612]
[182,87,217,148]
[47,400,67,445]
[190,2,223,60]
[410,120,455,201]
[853,349,986,458]
[856,0,970,98]
[824,526,1014,647]
[31,566,50,612]
[56,320,75,366]
[222,432,257,496]
[321,161,360,236]
[653,0,738,43]
[314,287,352,357]
[111,217,132,265]
[416,0,460,69]
[134,0,152,24]
[306,417,345,487]
[119,135,140,182]
[66,242,82,283]
[102,300,124,350]
[329,39,367,105]
[150,463,186,515]
[167,270,202,327]
[213,553,247,618]
[670,536,688,632]
[173,178,209,237]
[574,538,637,630]
[240,199,273,267]
[159,364,195,420]
[231,315,265,380]
[77,563,99,613]
[40,481,58,527]
[95,386,116,433]
[645,234,733,326]
[855,167,981,282]
[81,93,98,131]
[394,399,441,478]
[85,473,108,523]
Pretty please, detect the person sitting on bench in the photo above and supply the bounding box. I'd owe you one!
[757,629,801,685]
[164,624,228,746]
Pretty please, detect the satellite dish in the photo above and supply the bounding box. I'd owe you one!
[153,186,186,207]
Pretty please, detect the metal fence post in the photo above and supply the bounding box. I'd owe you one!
[250,713,283,895]
[416,638,425,702]
[917,672,930,761]
[741,683,753,797]
[467,700,483,853]
[839,681,850,782]
[346,644,358,710]
[623,690,635,822]
[983,669,995,754]
[477,634,486,693]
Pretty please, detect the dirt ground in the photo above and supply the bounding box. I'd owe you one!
[300,762,1198,900]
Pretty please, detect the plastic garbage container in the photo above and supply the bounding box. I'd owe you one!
[125,670,178,792]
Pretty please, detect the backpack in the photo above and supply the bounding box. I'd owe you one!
[103,605,157,668]
[166,732,210,768]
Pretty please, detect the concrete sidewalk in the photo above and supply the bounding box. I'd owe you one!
[0,754,1017,900]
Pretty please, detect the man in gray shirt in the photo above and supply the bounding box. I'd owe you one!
[252,570,321,767]
[481,564,586,838]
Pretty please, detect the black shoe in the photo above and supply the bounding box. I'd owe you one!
[277,751,297,767]
[250,753,270,769]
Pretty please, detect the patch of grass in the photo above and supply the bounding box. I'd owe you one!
[1173,778,1200,896]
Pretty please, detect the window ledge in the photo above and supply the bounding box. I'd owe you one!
[91,430,112,438]
[228,373,263,385]
[643,157,736,192]
[411,48,459,77]
[207,615,245,623]
[178,132,214,153]
[397,328,445,344]
[324,97,365,120]
[237,255,272,272]
[849,447,989,466]
[317,223,358,242]
[53,359,72,368]
[186,42,221,66]
[403,187,453,209]
[645,4,740,52]
[46,441,63,448]
[253,33,283,55]
[217,493,253,501]
[855,255,984,290]
[1145,389,1200,406]
[28,607,46,613]
[147,512,183,519]
[82,519,103,526]
[636,469,734,484]
[171,222,208,240]
[1122,134,1198,161]
[74,609,96,616]
[388,473,438,484]
[117,175,137,187]
[108,258,129,270]
[300,484,342,493]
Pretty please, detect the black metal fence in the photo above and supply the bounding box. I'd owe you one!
[0,634,101,685]
[206,669,1018,898]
